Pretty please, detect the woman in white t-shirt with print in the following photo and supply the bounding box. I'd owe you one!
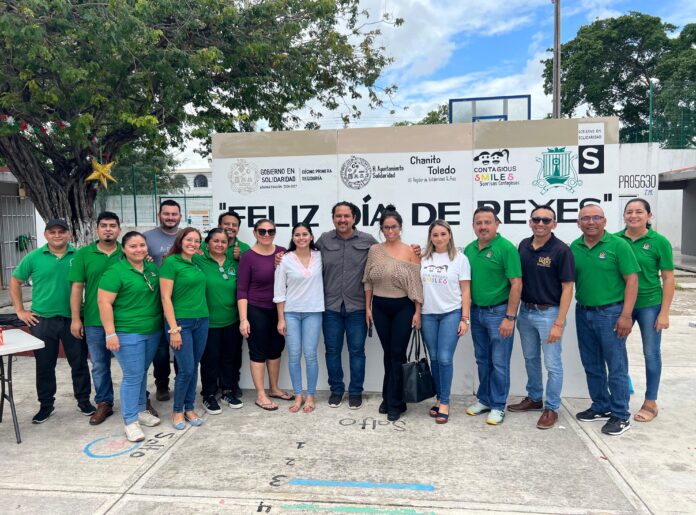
[420,220,471,424]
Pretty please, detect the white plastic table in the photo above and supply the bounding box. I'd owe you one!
[0,329,45,444]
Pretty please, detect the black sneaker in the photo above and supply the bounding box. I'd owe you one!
[32,406,55,424]
[378,401,387,414]
[576,408,611,422]
[221,392,243,409]
[202,395,222,415]
[231,385,243,399]
[328,393,343,408]
[348,395,362,410]
[77,401,97,416]
[601,417,631,436]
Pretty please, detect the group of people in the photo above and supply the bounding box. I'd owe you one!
[9,197,672,442]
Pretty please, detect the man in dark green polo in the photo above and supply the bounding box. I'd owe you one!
[464,206,522,426]
[68,211,123,425]
[571,204,639,436]
[10,219,93,424]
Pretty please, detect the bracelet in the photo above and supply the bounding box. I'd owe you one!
[168,326,182,335]
[553,321,564,327]
[105,333,117,340]
[460,319,469,324]
[619,314,632,319]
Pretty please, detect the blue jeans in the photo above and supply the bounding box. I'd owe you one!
[576,304,630,420]
[323,305,368,396]
[112,332,161,424]
[421,309,461,405]
[516,306,564,411]
[470,304,513,411]
[84,326,114,405]
[285,312,322,395]
[166,318,209,413]
[632,304,662,401]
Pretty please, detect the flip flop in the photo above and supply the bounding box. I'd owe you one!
[255,401,279,411]
[303,403,315,414]
[289,403,302,413]
[435,412,449,424]
[269,392,293,401]
[634,404,658,422]
[429,405,440,417]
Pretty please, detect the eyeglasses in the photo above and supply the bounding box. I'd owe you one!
[256,228,276,236]
[382,224,400,232]
[531,217,554,225]
[579,215,605,223]
[218,266,229,280]
[142,273,155,292]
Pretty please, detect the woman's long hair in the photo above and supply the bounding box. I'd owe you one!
[287,222,318,252]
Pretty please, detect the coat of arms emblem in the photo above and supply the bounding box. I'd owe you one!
[533,147,583,194]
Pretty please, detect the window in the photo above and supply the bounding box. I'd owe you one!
[193,174,208,188]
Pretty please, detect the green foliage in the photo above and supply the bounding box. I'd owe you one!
[0,0,397,240]
[542,12,696,145]
[109,146,188,195]
[393,104,449,126]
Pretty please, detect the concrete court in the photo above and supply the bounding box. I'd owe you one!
[1,312,695,514]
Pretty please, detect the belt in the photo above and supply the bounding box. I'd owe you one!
[577,301,623,311]
[472,301,507,310]
[523,302,557,310]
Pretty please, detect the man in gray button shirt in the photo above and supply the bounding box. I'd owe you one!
[316,201,377,409]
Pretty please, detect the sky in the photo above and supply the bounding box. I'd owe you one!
[177,0,696,167]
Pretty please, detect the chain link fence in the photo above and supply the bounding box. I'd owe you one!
[621,110,696,148]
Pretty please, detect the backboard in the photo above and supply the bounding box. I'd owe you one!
[449,94,531,123]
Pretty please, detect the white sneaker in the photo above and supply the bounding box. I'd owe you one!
[138,410,161,427]
[466,401,491,416]
[125,421,145,442]
[486,409,505,425]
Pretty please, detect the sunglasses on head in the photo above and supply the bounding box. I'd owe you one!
[256,228,276,236]
[531,217,554,225]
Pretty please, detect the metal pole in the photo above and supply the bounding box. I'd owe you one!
[131,165,138,226]
[552,0,561,119]
[153,174,158,224]
[649,80,653,144]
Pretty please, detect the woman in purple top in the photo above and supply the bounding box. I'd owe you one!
[238,219,290,411]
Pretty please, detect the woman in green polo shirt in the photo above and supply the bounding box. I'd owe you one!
[195,228,243,414]
[98,231,163,442]
[160,227,210,430]
[619,198,675,423]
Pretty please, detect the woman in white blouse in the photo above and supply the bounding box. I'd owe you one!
[420,220,471,424]
[274,222,324,413]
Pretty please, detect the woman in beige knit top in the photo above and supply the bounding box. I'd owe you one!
[363,205,423,421]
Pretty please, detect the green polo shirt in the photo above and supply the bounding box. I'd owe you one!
[99,260,163,334]
[199,236,250,268]
[12,244,76,318]
[570,231,640,307]
[193,251,239,328]
[67,241,123,326]
[159,254,209,318]
[464,233,522,306]
[617,228,674,309]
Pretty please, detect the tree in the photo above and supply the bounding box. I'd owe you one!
[0,1,400,242]
[393,104,449,126]
[542,12,696,142]
[109,147,187,195]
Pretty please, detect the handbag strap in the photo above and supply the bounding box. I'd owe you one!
[407,328,428,362]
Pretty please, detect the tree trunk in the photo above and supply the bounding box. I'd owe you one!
[0,135,97,246]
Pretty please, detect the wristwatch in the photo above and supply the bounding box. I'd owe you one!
[504,314,517,321]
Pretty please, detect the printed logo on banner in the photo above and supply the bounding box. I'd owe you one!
[578,145,605,174]
[533,147,582,194]
[228,159,260,195]
[340,156,372,190]
[472,149,519,187]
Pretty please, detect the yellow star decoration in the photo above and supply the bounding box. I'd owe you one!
[86,159,117,190]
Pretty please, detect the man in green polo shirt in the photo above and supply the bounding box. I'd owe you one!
[464,206,522,426]
[10,219,93,424]
[571,204,639,436]
[68,211,123,425]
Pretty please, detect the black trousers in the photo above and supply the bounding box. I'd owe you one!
[152,332,172,388]
[30,316,91,408]
[372,296,415,414]
[200,321,243,397]
[247,305,285,363]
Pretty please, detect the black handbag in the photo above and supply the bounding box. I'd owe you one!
[402,329,436,403]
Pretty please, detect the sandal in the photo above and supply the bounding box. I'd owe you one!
[634,403,658,422]
[435,412,449,424]
[289,402,302,413]
[255,401,279,411]
[269,392,293,401]
[429,405,440,417]
[303,402,315,414]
